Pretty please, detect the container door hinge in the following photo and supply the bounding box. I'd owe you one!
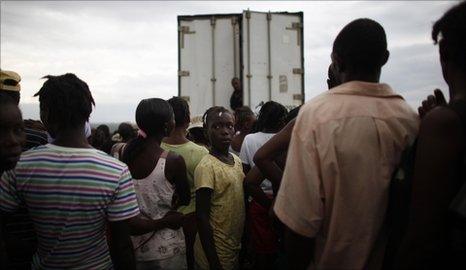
[293,68,304,74]
[179,26,196,49]
[286,22,303,46]
[178,70,190,77]
[293,94,303,101]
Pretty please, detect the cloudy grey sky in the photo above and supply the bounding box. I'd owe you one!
[0,1,457,123]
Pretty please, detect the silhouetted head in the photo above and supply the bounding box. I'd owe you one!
[34,73,95,138]
[96,124,110,139]
[168,96,190,129]
[234,106,256,133]
[331,18,389,84]
[255,101,288,133]
[0,92,25,172]
[118,122,136,142]
[432,1,466,90]
[231,77,241,91]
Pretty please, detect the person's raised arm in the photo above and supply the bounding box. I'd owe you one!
[243,166,271,209]
[166,152,190,207]
[394,107,463,269]
[196,188,223,270]
[254,119,295,193]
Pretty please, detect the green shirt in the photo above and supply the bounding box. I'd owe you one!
[161,141,209,214]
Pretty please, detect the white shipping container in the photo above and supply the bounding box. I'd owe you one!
[178,11,304,116]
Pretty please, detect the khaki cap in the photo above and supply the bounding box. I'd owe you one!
[0,70,21,92]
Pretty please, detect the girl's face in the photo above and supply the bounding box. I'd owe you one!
[207,111,235,152]
[0,104,25,171]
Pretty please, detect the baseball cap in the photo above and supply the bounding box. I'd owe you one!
[0,70,21,92]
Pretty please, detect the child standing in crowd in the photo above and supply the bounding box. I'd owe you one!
[162,97,209,270]
[122,98,190,270]
[194,106,245,270]
[239,101,287,270]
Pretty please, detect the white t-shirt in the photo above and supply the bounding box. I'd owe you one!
[239,132,275,195]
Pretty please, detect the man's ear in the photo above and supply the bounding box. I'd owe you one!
[381,50,389,67]
[331,52,345,73]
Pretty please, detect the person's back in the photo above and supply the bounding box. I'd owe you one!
[124,98,190,269]
[130,150,187,267]
[273,19,419,270]
[290,82,417,268]
[2,145,138,268]
[0,73,141,269]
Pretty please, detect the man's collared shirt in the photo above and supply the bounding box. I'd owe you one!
[274,81,419,270]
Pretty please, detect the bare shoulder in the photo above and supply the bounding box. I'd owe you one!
[420,106,463,136]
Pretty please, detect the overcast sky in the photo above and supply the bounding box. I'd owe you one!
[0,1,457,123]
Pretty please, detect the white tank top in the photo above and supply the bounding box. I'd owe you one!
[131,151,185,261]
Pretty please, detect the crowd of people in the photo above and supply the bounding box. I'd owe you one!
[1,2,465,269]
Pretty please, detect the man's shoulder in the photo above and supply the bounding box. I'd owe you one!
[299,86,418,124]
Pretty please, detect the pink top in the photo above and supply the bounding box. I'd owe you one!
[274,81,419,270]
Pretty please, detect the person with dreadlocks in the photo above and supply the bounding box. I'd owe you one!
[194,106,245,270]
[0,74,179,269]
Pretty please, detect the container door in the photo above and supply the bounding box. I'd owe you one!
[178,15,241,116]
[242,11,304,111]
